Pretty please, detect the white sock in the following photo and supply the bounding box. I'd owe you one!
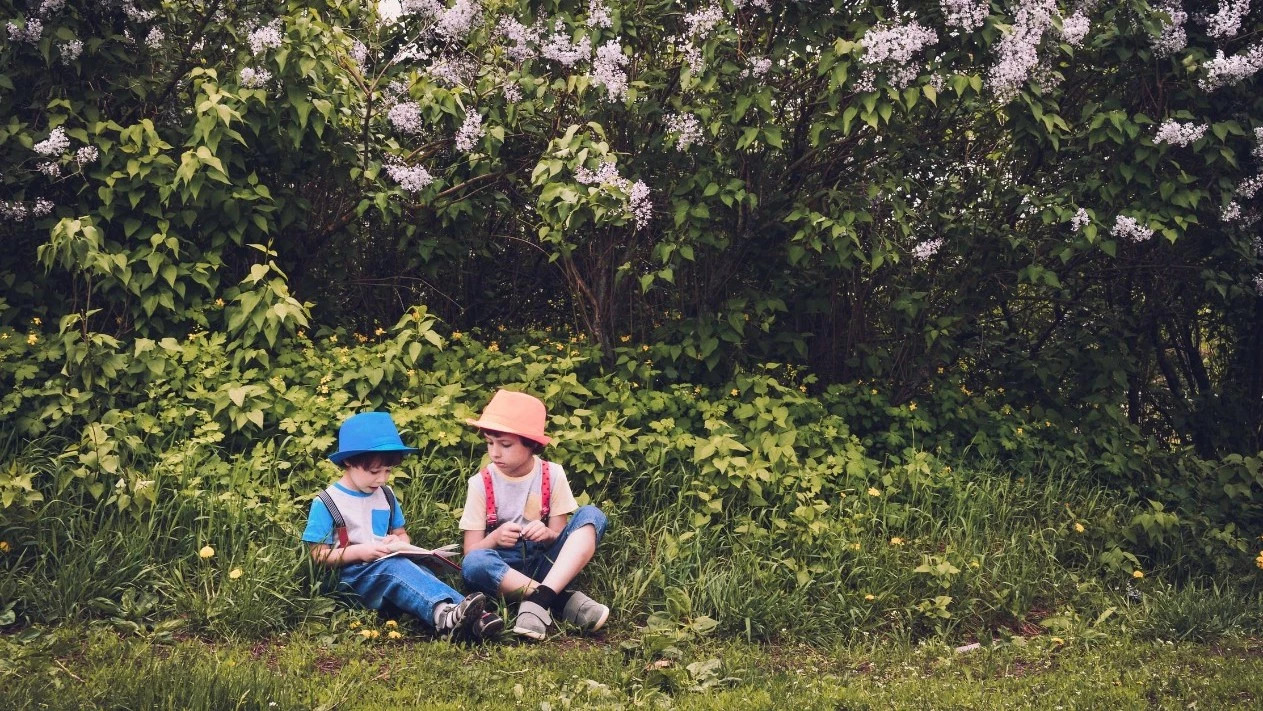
[433,602,453,628]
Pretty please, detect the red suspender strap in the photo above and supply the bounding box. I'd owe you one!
[317,490,350,549]
[482,468,497,530]
[540,461,551,521]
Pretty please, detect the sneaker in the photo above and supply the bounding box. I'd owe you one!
[511,599,551,641]
[559,591,609,632]
[472,611,505,641]
[433,592,486,639]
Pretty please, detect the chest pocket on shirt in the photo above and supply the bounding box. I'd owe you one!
[371,508,392,537]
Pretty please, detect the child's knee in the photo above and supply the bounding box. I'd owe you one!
[461,548,503,591]
[572,505,608,541]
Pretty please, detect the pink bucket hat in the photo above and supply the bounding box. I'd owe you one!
[466,389,552,446]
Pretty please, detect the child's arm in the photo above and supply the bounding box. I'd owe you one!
[308,540,394,567]
[520,513,567,543]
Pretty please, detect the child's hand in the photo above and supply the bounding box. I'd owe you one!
[494,522,523,547]
[356,541,393,562]
[520,520,553,543]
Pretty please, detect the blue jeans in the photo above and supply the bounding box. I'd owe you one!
[338,557,463,629]
[462,505,608,596]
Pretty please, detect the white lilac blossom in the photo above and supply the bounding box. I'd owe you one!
[987,0,1056,102]
[911,237,944,261]
[497,17,538,62]
[378,0,404,23]
[941,0,989,32]
[38,161,61,178]
[122,1,156,23]
[574,162,652,230]
[744,56,772,79]
[1071,207,1090,231]
[683,4,724,37]
[1200,45,1263,91]
[58,38,82,63]
[32,198,53,217]
[1152,2,1187,57]
[1254,126,1263,160]
[1111,215,1154,243]
[39,0,66,15]
[0,202,28,221]
[248,21,283,56]
[860,20,938,90]
[539,22,591,67]
[1255,274,1263,294]
[1060,11,1090,47]
[145,26,164,49]
[587,0,613,29]
[385,163,433,192]
[74,146,98,165]
[590,40,629,102]
[34,127,70,157]
[239,66,272,88]
[350,41,370,69]
[1153,120,1207,147]
[454,110,484,152]
[1238,174,1263,199]
[502,82,522,103]
[427,55,475,86]
[435,0,481,41]
[7,18,42,44]
[664,112,703,151]
[387,101,425,134]
[1202,0,1250,39]
[1222,201,1242,222]
[402,0,443,15]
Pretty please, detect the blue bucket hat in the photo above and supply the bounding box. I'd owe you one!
[328,412,419,466]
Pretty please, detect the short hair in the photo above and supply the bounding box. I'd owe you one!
[342,451,405,470]
[479,428,546,454]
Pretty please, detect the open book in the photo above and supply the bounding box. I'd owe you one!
[379,542,462,572]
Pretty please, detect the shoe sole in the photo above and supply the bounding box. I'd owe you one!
[511,624,546,640]
[476,614,505,639]
[581,605,610,632]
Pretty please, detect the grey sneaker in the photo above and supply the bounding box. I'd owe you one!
[434,592,486,639]
[473,611,505,641]
[559,591,609,632]
[512,600,551,641]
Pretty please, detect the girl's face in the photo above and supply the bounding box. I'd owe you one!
[343,454,402,494]
[484,432,536,478]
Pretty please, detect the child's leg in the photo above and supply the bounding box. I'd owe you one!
[339,558,463,628]
[462,546,535,598]
[532,505,608,592]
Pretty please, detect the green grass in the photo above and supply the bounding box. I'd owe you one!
[4,625,1263,710]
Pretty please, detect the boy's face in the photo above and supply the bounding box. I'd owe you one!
[484,432,536,478]
[343,453,402,494]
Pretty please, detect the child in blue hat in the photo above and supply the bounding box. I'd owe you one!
[301,411,502,640]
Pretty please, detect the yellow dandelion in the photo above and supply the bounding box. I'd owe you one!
[864,594,875,601]
[1255,552,1263,569]
[890,537,905,546]
[375,327,385,336]
[385,620,398,628]
[730,388,739,396]
[1051,636,1065,646]
[1132,570,1144,579]
[1073,522,1085,533]
[26,333,37,345]
[359,629,373,638]
[198,545,215,559]
[0,541,10,553]
[850,543,861,551]
[388,630,403,639]
[32,316,41,326]
[908,402,917,412]
[228,568,243,580]
[350,621,361,629]
[488,342,500,352]
[867,487,881,497]
[969,559,980,569]
[452,331,462,340]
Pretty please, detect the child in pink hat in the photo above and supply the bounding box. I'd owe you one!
[459,389,610,640]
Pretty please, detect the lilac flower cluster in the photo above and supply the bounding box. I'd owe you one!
[1254,274,1263,294]
[249,21,283,56]
[34,128,70,157]
[743,56,772,79]
[540,21,592,67]
[7,18,43,44]
[428,55,476,86]
[1111,215,1154,243]
[1060,11,1090,47]
[0,199,54,221]
[502,82,522,103]
[75,146,98,165]
[1254,126,1263,160]
[145,26,164,49]
[59,38,82,63]
[664,112,703,151]
[941,0,989,33]
[38,162,61,178]
[1201,0,1250,39]
[351,41,370,70]
[436,0,481,42]
[591,40,629,102]
[860,20,938,90]
[1238,174,1263,200]
[574,162,653,230]
[385,163,434,193]
[239,67,272,89]
[388,101,425,134]
[497,17,538,62]
[38,0,66,15]
[911,237,944,261]
[1152,2,1188,57]
[454,110,484,152]
[1200,45,1263,91]
[587,0,613,29]
[402,0,444,16]
[1221,201,1242,222]
[674,3,725,74]
[1153,120,1207,147]
[1070,207,1090,232]
[987,0,1055,102]
[122,1,156,23]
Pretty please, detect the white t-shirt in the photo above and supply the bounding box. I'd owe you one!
[458,457,578,532]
